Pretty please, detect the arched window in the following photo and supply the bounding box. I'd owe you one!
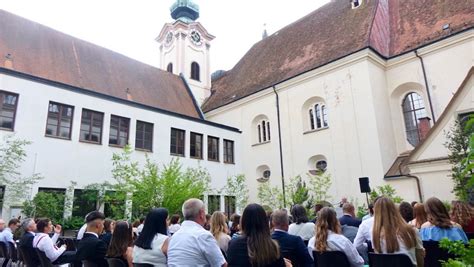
[191,62,200,81]
[257,120,271,143]
[309,103,328,130]
[402,92,427,146]
[167,63,173,73]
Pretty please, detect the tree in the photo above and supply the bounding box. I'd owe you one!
[445,116,474,201]
[257,181,284,209]
[0,135,42,206]
[111,146,210,217]
[369,185,403,203]
[288,175,310,206]
[224,174,249,212]
[307,171,333,203]
[22,192,65,223]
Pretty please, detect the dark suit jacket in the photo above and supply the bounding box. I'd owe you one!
[271,230,314,267]
[99,232,112,248]
[339,214,361,228]
[18,231,40,267]
[76,233,108,267]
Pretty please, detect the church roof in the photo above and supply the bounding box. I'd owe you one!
[203,0,474,112]
[0,9,201,119]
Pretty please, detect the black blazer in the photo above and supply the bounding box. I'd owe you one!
[339,215,361,228]
[18,232,40,267]
[227,236,286,267]
[76,233,109,267]
[271,230,314,267]
[99,232,112,248]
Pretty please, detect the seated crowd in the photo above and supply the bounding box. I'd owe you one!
[3,196,472,267]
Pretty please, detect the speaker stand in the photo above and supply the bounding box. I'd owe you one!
[365,192,370,207]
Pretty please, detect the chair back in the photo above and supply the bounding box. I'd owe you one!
[82,260,99,267]
[7,242,18,262]
[107,258,127,267]
[0,242,8,258]
[369,253,412,267]
[35,249,53,267]
[466,232,474,240]
[17,246,39,267]
[313,251,350,267]
[423,241,455,267]
[133,264,153,267]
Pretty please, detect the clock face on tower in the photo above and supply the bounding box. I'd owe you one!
[190,30,202,45]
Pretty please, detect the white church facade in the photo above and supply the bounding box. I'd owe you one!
[0,0,473,219]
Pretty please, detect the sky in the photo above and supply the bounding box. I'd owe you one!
[1,0,329,72]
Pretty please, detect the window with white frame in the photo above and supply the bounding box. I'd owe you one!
[402,92,427,146]
[309,103,328,130]
[257,120,271,143]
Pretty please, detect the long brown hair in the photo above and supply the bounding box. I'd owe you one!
[412,203,428,228]
[107,221,133,258]
[372,197,417,253]
[315,207,341,252]
[210,211,227,240]
[241,204,280,267]
[450,201,474,227]
[424,197,452,229]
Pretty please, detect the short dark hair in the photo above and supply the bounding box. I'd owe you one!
[85,211,105,223]
[291,204,308,224]
[36,218,51,233]
[8,218,20,227]
[104,219,115,232]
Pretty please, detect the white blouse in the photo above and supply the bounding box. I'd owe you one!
[133,233,168,267]
[216,232,231,253]
[308,231,364,267]
[289,222,315,241]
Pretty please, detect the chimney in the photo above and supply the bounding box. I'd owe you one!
[4,54,13,69]
[126,88,133,101]
[418,117,432,141]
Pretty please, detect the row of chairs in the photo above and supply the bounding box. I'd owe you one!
[314,240,462,267]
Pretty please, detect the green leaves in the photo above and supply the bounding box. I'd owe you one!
[224,174,249,211]
[369,185,403,203]
[111,147,210,217]
[439,238,474,266]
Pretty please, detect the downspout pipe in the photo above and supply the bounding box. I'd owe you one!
[384,162,423,202]
[272,86,286,207]
[414,50,436,123]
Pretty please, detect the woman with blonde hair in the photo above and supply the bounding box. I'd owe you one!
[450,201,474,233]
[210,211,231,253]
[409,203,428,229]
[372,197,424,266]
[308,207,364,267]
[420,197,468,242]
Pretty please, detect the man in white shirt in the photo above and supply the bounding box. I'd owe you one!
[168,198,227,267]
[1,218,20,247]
[33,218,76,264]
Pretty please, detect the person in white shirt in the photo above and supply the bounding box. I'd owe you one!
[133,208,170,267]
[289,204,315,241]
[1,218,20,245]
[168,198,227,267]
[33,218,76,264]
[308,207,364,267]
[371,197,424,266]
[168,214,181,236]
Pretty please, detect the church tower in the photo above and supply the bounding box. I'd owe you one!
[156,0,215,106]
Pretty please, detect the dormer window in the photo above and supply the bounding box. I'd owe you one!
[167,63,173,73]
[351,0,361,8]
[191,62,200,81]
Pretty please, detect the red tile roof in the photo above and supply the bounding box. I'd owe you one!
[203,0,474,112]
[0,10,201,119]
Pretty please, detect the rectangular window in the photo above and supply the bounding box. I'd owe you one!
[45,102,74,139]
[73,189,98,218]
[208,195,220,215]
[170,128,185,156]
[190,132,203,159]
[0,91,19,130]
[109,115,130,147]
[208,136,219,161]
[135,121,154,151]
[104,190,126,219]
[80,109,103,144]
[224,196,236,219]
[223,139,235,164]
